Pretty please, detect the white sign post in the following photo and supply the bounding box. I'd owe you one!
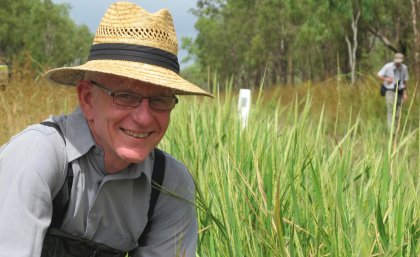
[238,89,251,130]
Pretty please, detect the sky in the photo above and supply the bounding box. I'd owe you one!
[51,0,199,67]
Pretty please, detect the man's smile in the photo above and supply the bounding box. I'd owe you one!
[121,128,150,139]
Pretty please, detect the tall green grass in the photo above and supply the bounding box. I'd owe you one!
[161,79,419,256]
[0,74,419,256]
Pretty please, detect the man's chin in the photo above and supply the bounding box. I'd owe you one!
[118,149,151,163]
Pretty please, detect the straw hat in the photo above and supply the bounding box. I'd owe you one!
[394,53,404,63]
[44,1,212,97]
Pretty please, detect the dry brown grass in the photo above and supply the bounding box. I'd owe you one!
[259,76,419,133]
[1,68,419,145]
[0,75,77,144]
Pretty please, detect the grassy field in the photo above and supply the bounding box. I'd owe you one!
[0,71,419,256]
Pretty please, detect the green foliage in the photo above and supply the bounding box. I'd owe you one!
[0,0,93,70]
[180,63,209,90]
[185,0,417,87]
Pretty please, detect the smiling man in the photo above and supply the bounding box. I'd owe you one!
[78,73,174,173]
[0,2,212,257]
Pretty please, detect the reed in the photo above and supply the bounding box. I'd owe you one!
[162,78,419,256]
[0,78,77,143]
[0,74,418,256]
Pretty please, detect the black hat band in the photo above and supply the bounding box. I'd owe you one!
[88,43,180,74]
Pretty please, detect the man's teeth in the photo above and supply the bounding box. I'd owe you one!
[123,129,149,138]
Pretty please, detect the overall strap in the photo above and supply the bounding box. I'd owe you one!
[41,121,65,144]
[138,148,166,245]
[40,121,73,228]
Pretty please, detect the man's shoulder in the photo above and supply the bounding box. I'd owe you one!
[0,123,68,195]
[2,123,65,152]
[378,62,393,74]
[160,151,194,188]
[162,151,190,175]
[383,62,395,69]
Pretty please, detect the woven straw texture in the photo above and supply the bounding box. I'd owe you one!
[44,1,212,97]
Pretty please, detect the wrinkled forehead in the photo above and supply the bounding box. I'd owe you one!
[86,71,175,95]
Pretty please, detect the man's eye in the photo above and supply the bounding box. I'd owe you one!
[116,93,139,102]
[151,97,170,105]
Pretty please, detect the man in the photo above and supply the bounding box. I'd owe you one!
[0,2,212,257]
[377,53,409,131]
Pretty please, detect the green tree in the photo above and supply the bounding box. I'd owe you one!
[0,0,92,70]
[184,0,418,87]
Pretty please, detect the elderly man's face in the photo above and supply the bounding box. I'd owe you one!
[77,74,173,172]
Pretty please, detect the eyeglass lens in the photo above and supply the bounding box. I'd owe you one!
[91,80,177,111]
[113,92,177,111]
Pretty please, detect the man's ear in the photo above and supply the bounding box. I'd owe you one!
[77,80,94,120]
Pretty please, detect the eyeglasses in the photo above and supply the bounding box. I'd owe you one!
[90,80,178,111]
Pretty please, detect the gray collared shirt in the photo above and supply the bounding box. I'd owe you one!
[377,62,409,90]
[0,108,197,257]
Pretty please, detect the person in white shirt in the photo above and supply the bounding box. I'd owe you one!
[377,53,409,131]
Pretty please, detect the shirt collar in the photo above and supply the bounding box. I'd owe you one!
[61,107,96,163]
[393,63,402,70]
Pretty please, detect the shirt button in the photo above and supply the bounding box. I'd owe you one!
[94,148,101,155]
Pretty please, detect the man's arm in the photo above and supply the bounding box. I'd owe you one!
[0,127,66,257]
[377,71,393,84]
[378,75,394,84]
[403,65,409,101]
[403,81,409,101]
[377,63,394,84]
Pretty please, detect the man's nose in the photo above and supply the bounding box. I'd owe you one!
[131,98,154,123]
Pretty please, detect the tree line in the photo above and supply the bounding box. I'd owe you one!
[0,0,92,71]
[1,0,419,88]
[182,0,420,88]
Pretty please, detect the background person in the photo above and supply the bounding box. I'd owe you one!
[0,2,212,257]
[377,52,409,131]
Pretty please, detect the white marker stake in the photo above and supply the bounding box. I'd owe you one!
[238,89,251,130]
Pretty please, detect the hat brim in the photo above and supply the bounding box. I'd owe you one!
[44,60,213,97]
[394,58,403,63]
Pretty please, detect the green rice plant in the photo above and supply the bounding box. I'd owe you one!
[160,78,419,256]
[0,72,418,256]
